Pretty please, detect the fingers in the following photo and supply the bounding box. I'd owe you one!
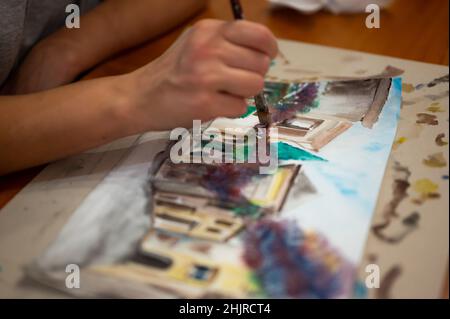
[211,66,265,97]
[208,93,248,119]
[222,20,278,59]
[218,41,271,76]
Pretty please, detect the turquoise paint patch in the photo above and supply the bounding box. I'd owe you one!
[240,106,257,118]
[277,142,326,162]
[353,280,368,299]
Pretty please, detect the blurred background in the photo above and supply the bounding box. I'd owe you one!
[85,0,448,80]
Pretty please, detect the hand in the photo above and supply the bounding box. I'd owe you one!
[121,19,278,132]
[3,38,82,95]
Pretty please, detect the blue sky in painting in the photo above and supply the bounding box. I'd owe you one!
[282,77,402,263]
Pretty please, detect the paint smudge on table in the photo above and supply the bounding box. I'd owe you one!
[412,178,441,205]
[341,55,362,63]
[423,152,447,168]
[402,83,415,93]
[415,74,449,90]
[425,90,449,101]
[372,162,419,244]
[427,102,445,113]
[435,133,448,147]
[393,137,407,150]
[416,113,439,126]
[401,75,448,103]
[354,69,368,75]
[376,265,402,299]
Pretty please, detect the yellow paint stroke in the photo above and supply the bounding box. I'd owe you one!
[427,102,445,113]
[402,83,415,93]
[393,137,407,150]
[423,152,447,168]
[412,179,440,205]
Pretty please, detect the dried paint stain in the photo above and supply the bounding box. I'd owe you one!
[372,162,419,244]
[402,83,415,93]
[393,137,407,150]
[412,178,441,204]
[416,113,439,126]
[423,152,447,168]
[427,102,445,113]
[435,133,448,146]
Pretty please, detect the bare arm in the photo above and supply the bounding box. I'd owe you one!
[57,0,208,75]
[5,0,207,94]
[0,19,278,175]
[0,77,131,175]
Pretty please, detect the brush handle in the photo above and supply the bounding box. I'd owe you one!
[230,0,244,19]
[229,0,270,126]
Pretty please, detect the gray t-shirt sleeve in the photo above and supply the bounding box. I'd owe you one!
[0,0,100,89]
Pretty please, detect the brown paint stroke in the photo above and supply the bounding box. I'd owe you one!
[416,74,449,90]
[372,212,420,244]
[362,78,392,128]
[376,265,402,299]
[382,162,411,219]
[426,90,449,101]
[423,152,447,168]
[436,133,448,146]
[416,113,439,125]
[372,162,420,244]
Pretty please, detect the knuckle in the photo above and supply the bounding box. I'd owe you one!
[195,92,214,107]
[249,75,265,94]
[240,76,264,97]
[257,55,271,74]
[227,99,248,117]
[254,26,277,57]
[197,72,218,88]
[185,42,211,64]
[193,19,217,31]
[254,24,272,42]
[234,99,248,112]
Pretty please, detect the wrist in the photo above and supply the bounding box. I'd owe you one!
[104,72,154,137]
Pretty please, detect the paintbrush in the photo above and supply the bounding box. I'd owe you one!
[229,0,271,127]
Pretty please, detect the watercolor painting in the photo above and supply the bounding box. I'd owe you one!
[79,76,402,298]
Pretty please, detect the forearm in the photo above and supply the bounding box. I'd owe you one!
[0,77,133,175]
[47,0,207,74]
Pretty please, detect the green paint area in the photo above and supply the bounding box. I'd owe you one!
[232,202,262,219]
[277,142,326,162]
[247,271,266,297]
[203,140,326,163]
[240,106,257,118]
